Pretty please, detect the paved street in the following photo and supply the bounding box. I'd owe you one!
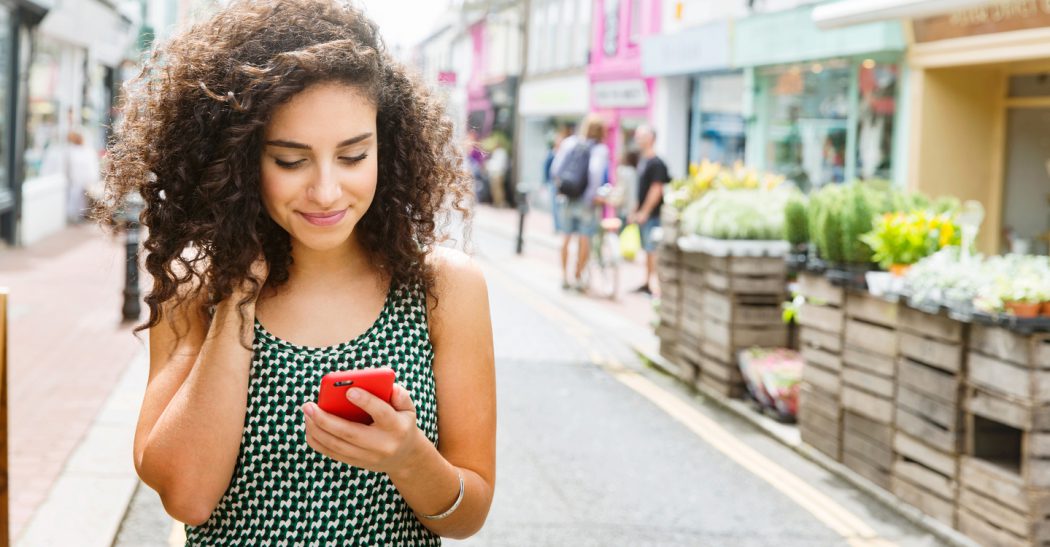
[106,206,957,546]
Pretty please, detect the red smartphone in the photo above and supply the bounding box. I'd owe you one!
[317,367,396,424]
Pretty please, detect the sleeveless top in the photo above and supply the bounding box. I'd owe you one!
[185,282,442,546]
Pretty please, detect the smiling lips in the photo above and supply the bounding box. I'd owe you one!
[299,209,347,226]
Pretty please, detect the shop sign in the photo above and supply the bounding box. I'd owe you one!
[914,0,1050,43]
[437,71,457,86]
[604,0,620,58]
[593,79,649,109]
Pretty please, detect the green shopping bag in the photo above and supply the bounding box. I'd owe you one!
[619,223,641,261]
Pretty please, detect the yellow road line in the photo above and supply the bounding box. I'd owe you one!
[484,258,896,546]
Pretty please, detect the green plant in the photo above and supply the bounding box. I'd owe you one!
[860,210,961,270]
[784,194,809,246]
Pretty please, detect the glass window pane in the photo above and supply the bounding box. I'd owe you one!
[695,73,746,166]
[0,8,9,191]
[857,62,897,181]
[764,62,850,192]
[1008,73,1050,98]
[577,0,590,65]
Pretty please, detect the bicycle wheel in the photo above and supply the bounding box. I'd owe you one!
[588,230,620,300]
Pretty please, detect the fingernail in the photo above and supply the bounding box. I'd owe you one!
[347,388,362,402]
[302,403,315,417]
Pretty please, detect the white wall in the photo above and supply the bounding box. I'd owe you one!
[661,0,746,34]
[651,76,689,179]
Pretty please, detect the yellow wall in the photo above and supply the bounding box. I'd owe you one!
[909,66,1003,254]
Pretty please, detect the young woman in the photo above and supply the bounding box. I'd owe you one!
[98,1,496,544]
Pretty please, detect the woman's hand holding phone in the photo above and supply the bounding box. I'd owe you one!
[303,370,427,475]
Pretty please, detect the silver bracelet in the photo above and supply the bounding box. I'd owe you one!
[420,470,465,521]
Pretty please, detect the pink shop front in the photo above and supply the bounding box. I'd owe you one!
[588,0,660,181]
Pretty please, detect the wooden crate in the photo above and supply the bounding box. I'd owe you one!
[703,255,787,297]
[797,271,844,307]
[701,289,783,326]
[842,410,894,490]
[800,385,842,461]
[958,456,1050,547]
[960,376,1050,546]
[841,292,898,428]
[795,273,847,465]
[967,325,1050,407]
[701,318,788,365]
[697,353,745,399]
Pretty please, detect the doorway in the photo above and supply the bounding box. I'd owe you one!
[1001,73,1050,255]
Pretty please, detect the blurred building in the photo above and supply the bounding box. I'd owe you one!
[822,0,1050,254]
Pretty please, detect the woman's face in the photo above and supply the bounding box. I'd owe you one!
[260,82,379,253]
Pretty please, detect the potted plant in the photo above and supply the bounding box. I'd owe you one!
[861,210,960,276]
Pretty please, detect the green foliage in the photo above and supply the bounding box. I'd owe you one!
[784,194,809,246]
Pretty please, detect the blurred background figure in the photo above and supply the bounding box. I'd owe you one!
[64,131,100,224]
[550,114,609,291]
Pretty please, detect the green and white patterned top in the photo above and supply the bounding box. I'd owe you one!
[186,282,442,546]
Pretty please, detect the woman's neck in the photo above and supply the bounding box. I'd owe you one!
[286,234,375,288]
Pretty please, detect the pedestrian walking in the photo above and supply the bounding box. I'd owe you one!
[629,125,669,295]
[550,115,609,291]
[97,1,496,544]
[544,125,573,234]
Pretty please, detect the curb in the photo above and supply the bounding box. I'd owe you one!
[631,343,980,547]
[15,351,148,547]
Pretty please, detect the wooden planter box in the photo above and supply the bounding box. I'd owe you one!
[675,251,706,385]
[892,306,968,528]
[796,272,846,461]
[840,290,899,489]
[698,254,787,398]
[656,246,683,366]
[959,325,1050,547]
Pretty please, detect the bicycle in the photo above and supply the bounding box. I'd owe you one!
[582,183,626,300]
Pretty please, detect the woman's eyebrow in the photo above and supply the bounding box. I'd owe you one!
[264,132,373,150]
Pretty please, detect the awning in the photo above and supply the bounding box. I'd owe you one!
[813,0,993,30]
[38,0,135,66]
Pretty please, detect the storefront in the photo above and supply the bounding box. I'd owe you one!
[19,0,133,245]
[588,0,660,181]
[642,17,738,173]
[0,0,47,245]
[734,5,907,193]
[516,72,590,197]
[903,2,1050,255]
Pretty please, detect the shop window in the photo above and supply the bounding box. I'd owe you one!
[0,8,9,192]
[857,61,897,181]
[576,0,590,65]
[1008,73,1050,98]
[693,73,746,166]
[764,61,850,192]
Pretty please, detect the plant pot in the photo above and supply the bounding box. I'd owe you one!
[889,264,911,277]
[1005,300,1041,318]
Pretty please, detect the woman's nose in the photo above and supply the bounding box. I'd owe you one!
[308,166,342,207]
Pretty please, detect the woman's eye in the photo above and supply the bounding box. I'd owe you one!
[275,158,305,169]
[339,153,369,165]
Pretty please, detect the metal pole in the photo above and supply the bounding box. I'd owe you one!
[122,218,141,322]
[512,0,530,255]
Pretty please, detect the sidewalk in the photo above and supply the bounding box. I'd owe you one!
[1,223,146,543]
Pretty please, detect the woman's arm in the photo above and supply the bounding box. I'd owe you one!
[300,248,496,539]
[134,279,260,525]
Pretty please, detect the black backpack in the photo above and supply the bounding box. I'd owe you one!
[555,141,593,199]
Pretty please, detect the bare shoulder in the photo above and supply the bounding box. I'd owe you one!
[425,246,489,334]
[427,246,486,297]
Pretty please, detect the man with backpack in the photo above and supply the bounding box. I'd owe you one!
[549,114,610,291]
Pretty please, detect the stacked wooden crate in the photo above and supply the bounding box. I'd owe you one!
[675,251,706,386]
[958,325,1050,547]
[796,273,846,461]
[698,254,787,398]
[892,306,968,527]
[840,291,899,490]
[655,245,682,366]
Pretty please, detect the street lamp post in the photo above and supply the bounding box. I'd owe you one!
[119,192,145,322]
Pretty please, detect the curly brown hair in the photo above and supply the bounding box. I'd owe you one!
[98,0,472,336]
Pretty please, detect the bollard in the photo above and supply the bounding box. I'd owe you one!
[514,182,529,255]
[120,193,145,322]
